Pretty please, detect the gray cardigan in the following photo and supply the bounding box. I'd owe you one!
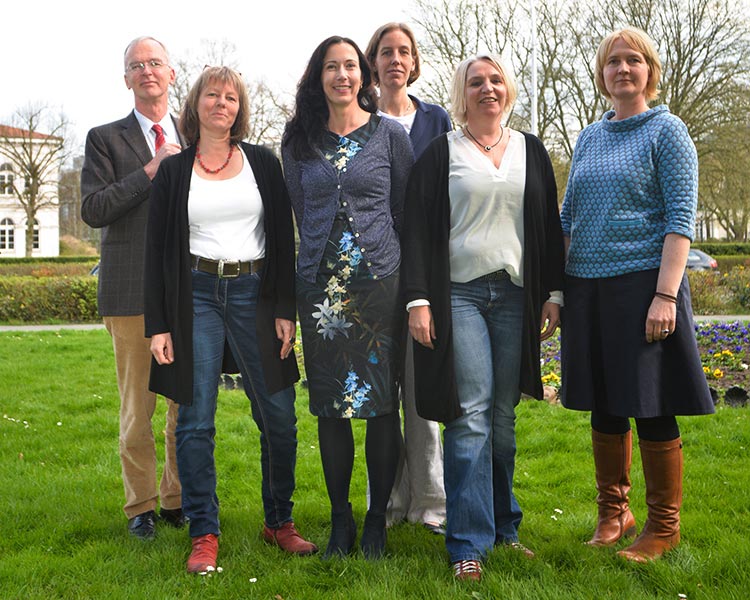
[282,116,414,283]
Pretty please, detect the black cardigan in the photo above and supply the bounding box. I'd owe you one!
[401,132,565,422]
[144,143,299,405]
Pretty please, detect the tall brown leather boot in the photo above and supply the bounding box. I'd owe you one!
[617,437,682,562]
[587,429,637,546]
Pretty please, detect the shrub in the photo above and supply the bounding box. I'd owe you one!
[0,276,98,322]
[693,242,750,256]
[0,262,97,277]
[688,270,732,314]
[59,235,98,256]
[716,255,750,272]
[689,266,750,314]
[724,265,750,308]
[0,256,97,265]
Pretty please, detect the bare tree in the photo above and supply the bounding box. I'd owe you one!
[58,154,93,243]
[411,0,749,144]
[168,39,291,151]
[169,38,241,115]
[410,0,750,213]
[698,86,750,241]
[0,104,70,256]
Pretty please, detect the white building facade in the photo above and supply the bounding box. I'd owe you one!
[0,125,60,257]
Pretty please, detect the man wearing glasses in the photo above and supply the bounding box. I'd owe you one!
[81,36,183,539]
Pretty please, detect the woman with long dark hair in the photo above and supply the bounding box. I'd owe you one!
[282,36,413,559]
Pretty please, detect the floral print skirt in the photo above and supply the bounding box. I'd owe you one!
[297,218,402,419]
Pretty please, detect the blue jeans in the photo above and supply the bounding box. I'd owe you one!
[444,276,524,562]
[178,270,298,537]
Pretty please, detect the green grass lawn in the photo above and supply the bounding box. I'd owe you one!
[1,329,748,599]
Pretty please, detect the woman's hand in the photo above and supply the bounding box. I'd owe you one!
[276,318,296,360]
[150,332,174,365]
[645,296,677,343]
[409,305,436,350]
[646,233,688,343]
[540,301,560,341]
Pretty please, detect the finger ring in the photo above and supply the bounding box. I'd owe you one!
[661,329,670,335]
[289,337,295,343]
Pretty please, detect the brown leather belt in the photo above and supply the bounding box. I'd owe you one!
[191,254,265,278]
[478,269,509,281]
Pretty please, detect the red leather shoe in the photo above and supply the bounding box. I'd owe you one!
[186,534,218,573]
[263,521,318,555]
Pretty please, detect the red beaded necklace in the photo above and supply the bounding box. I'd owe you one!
[196,143,234,174]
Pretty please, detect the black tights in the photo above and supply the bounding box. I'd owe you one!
[318,412,400,516]
[591,412,680,442]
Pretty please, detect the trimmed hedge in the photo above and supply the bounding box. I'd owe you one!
[693,243,750,255]
[0,256,99,265]
[0,276,98,322]
[716,256,750,271]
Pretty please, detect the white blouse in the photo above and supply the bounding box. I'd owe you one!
[448,128,526,286]
[188,150,265,261]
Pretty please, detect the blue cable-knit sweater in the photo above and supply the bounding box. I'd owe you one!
[560,104,698,279]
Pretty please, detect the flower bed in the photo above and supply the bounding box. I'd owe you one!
[540,320,749,405]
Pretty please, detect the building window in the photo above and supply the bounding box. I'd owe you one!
[0,163,12,195]
[32,219,39,250]
[0,174,13,195]
[0,218,14,250]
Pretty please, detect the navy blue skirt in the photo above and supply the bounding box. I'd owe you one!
[560,269,714,418]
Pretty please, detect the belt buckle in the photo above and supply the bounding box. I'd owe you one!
[217,259,240,278]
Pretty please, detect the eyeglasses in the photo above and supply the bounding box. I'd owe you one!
[126,59,167,73]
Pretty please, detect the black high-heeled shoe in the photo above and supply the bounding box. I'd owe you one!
[322,503,356,559]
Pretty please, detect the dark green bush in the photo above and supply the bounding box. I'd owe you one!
[693,243,750,256]
[0,256,98,265]
[0,276,98,322]
[716,255,750,272]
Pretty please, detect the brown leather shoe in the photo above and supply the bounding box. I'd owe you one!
[262,521,318,556]
[187,533,219,573]
[618,438,682,563]
[452,559,482,582]
[588,430,638,546]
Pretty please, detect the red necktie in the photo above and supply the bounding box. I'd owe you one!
[152,124,166,152]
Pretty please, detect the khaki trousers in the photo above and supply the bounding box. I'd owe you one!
[104,315,181,518]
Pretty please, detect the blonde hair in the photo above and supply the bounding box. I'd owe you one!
[595,27,662,101]
[450,54,517,126]
[179,67,250,145]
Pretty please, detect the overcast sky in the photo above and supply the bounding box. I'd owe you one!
[2,0,412,154]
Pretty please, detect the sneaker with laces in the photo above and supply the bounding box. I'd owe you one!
[262,521,318,555]
[506,541,535,558]
[452,559,482,582]
[186,533,219,573]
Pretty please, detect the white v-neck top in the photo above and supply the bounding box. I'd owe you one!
[447,128,526,285]
[188,150,265,261]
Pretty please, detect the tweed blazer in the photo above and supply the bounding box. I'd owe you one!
[81,111,182,316]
